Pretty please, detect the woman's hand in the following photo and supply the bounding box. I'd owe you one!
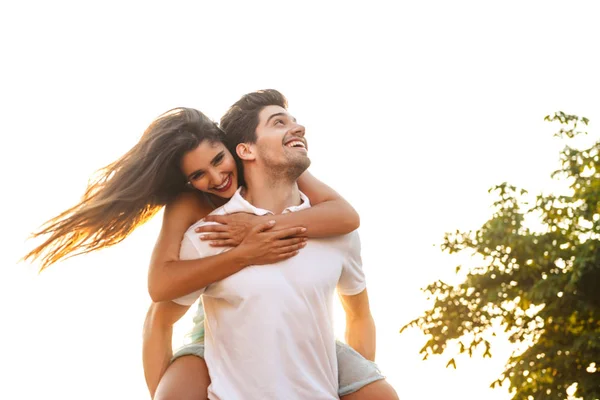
[233,221,308,265]
[196,214,308,265]
[196,213,260,247]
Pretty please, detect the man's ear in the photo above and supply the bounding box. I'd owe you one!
[236,143,256,161]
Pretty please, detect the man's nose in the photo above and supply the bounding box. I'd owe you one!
[291,123,305,137]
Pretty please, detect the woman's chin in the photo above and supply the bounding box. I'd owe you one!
[211,185,237,200]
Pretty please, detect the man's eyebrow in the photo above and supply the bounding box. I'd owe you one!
[265,112,296,125]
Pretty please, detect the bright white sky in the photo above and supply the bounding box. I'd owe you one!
[1,1,599,399]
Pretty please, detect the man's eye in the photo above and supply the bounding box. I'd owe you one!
[275,119,284,125]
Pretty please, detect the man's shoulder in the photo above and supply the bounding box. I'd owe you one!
[180,205,231,259]
[308,230,360,259]
[317,229,360,246]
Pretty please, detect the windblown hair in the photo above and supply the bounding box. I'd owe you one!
[24,107,224,271]
[220,89,288,184]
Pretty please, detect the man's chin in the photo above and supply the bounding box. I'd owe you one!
[261,156,311,180]
[288,158,311,179]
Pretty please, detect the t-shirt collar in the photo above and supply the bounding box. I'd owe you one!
[222,187,311,216]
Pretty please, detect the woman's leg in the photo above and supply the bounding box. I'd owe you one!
[154,355,210,400]
[336,341,399,400]
[154,340,397,399]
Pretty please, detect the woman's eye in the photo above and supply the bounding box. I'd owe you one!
[214,155,224,165]
[192,173,204,180]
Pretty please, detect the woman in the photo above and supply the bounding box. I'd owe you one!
[25,106,394,399]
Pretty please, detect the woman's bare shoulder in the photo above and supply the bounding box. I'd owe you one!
[165,192,213,225]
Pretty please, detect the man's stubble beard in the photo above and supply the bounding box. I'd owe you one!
[284,157,311,181]
[260,149,311,183]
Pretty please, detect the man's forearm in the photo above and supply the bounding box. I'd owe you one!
[142,305,175,398]
[345,316,377,361]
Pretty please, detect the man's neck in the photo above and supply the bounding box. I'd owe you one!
[243,173,301,215]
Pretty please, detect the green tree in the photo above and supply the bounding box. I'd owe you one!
[401,112,600,399]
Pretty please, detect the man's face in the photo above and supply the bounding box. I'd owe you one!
[252,105,311,179]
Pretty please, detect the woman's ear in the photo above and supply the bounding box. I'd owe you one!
[236,143,256,161]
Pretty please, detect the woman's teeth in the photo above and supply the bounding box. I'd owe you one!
[215,175,230,190]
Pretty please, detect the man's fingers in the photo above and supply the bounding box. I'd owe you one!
[196,224,228,233]
[270,226,307,239]
[200,232,230,241]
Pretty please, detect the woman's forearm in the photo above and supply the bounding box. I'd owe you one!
[148,248,247,302]
[292,170,360,236]
[266,199,359,237]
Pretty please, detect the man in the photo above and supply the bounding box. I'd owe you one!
[145,90,398,399]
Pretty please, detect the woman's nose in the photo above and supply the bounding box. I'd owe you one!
[209,169,220,184]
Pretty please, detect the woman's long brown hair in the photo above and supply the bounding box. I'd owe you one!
[24,107,224,271]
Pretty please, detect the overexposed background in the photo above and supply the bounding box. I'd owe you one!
[1,1,599,398]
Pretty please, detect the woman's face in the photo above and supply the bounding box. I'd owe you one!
[180,141,239,199]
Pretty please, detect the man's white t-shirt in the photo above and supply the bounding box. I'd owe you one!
[174,188,366,400]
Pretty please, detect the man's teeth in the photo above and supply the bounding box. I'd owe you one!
[286,140,306,149]
[215,176,230,190]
